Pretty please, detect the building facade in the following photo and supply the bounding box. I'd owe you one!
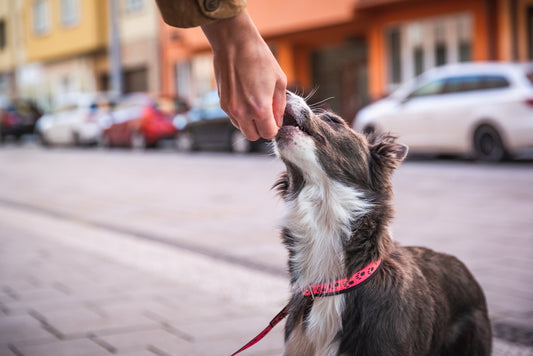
[6,0,161,110]
[160,0,533,122]
[0,1,25,101]
[19,0,109,109]
[106,0,161,94]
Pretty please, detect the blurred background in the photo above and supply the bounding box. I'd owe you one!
[0,0,533,355]
[1,0,533,157]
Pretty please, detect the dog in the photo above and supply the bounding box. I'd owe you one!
[271,91,492,356]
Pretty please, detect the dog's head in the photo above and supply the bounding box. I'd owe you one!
[273,91,408,201]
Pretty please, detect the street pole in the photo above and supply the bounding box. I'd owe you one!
[108,0,122,96]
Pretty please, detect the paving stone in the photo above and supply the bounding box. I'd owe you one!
[179,314,285,341]
[13,338,111,356]
[0,344,15,356]
[494,338,533,356]
[189,325,284,356]
[36,307,158,338]
[93,328,189,354]
[114,351,157,356]
[0,314,54,344]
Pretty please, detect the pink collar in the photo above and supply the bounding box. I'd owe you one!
[302,258,382,298]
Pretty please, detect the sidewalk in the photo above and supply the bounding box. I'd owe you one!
[0,205,287,356]
[1,203,532,356]
[0,202,533,356]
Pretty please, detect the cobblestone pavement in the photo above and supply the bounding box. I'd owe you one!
[0,146,532,355]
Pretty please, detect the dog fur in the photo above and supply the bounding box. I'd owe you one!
[272,92,492,356]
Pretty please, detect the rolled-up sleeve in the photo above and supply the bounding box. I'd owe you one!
[155,0,246,28]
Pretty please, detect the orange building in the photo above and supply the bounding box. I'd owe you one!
[160,0,533,122]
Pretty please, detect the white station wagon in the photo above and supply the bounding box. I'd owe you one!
[353,62,533,161]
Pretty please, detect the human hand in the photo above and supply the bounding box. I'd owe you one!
[202,10,287,141]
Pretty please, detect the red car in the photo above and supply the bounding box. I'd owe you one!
[101,93,178,149]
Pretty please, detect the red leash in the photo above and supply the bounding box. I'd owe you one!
[230,306,289,356]
[230,259,382,355]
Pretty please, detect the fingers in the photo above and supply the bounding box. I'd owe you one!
[223,99,274,141]
[272,78,287,128]
[222,84,286,141]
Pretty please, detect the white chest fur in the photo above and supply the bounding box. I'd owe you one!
[283,175,371,354]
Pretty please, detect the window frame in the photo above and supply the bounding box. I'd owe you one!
[33,0,50,36]
[60,0,80,27]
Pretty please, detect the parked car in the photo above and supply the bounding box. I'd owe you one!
[100,93,177,149]
[36,92,113,146]
[0,99,42,142]
[353,62,533,161]
[175,90,267,153]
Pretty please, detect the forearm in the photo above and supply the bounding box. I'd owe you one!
[201,10,260,52]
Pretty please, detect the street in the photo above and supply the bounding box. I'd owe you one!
[0,143,532,356]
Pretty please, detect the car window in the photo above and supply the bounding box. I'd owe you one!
[409,78,446,98]
[480,75,510,90]
[443,76,480,93]
[442,75,510,94]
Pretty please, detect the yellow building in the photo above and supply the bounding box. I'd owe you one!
[18,0,161,108]
[0,1,25,100]
[19,0,108,107]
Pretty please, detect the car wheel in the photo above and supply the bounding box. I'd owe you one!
[230,130,251,153]
[473,125,508,162]
[176,132,195,152]
[131,131,146,150]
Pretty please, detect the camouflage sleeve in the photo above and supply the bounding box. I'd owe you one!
[155,0,246,28]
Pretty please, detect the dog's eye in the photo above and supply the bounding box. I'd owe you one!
[322,114,342,125]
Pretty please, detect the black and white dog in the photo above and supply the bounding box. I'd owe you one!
[272,92,492,356]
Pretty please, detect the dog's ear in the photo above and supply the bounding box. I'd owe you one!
[367,133,408,170]
[272,171,290,199]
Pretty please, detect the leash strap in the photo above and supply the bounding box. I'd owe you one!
[230,306,289,356]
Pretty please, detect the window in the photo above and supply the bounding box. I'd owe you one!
[385,14,473,91]
[443,76,480,93]
[0,20,6,50]
[387,27,402,85]
[410,79,446,98]
[442,75,509,94]
[125,0,144,12]
[434,21,447,66]
[33,0,49,35]
[457,16,472,62]
[176,61,191,101]
[61,0,79,27]
[414,47,424,76]
[480,76,510,90]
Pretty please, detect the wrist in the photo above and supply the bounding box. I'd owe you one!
[201,10,261,52]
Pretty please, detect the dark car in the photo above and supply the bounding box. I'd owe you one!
[175,90,268,153]
[101,93,178,149]
[0,99,42,142]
